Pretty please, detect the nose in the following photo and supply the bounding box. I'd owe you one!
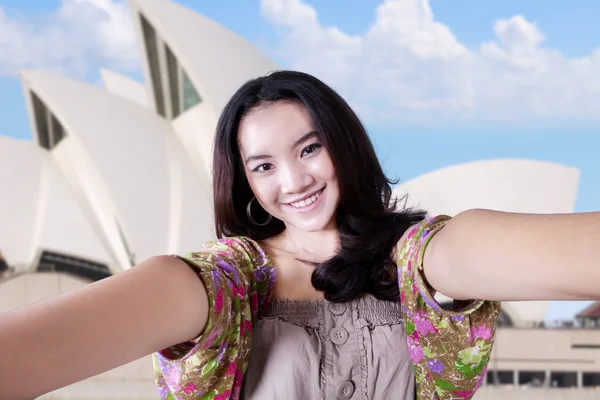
[279,162,313,195]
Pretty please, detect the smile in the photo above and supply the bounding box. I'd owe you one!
[287,188,325,209]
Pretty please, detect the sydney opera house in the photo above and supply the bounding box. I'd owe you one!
[1,0,599,399]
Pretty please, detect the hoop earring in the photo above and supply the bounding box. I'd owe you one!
[246,196,272,226]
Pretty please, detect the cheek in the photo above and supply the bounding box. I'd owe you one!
[247,176,278,204]
[307,153,336,180]
[320,156,337,181]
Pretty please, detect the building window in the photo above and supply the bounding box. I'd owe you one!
[165,44,181,117]
[31,92,50,149]
[583,372,600,387]
[0,252,8,273]
[30,92,67,150]
[518,371,546,387]
[550,371,578,388]
[139,14,201,120]
[181,69,201,111]
[486,370,514,385]
[140,15,166,117]
[497,309,514,327]
[37,250,111,282]
[50,114,65,145]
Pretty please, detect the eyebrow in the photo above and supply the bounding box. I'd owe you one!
[293,131,319,149]
[244,131,319,165]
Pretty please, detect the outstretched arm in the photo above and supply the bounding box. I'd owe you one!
[424,209,600,301]
[0,255,209,400]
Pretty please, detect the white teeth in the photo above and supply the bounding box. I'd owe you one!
[290,189,322,208]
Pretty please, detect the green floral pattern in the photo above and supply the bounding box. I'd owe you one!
[397,215,501,399]
[153,215,500,399]
[153,237,275,400]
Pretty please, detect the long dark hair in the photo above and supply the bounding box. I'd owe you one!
[213,70,426,302]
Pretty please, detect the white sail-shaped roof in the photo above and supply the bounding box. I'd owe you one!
[100,69,149,108]
[20,70,214,267]
[129,0,278,115]
[394,159,580,216]
[394,158,580,324]
[0,137,113,272]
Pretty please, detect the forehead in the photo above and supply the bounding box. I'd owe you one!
[238,102,314,154]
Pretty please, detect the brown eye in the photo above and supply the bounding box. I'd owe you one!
[301,143,322,157]
[253,163,274,173]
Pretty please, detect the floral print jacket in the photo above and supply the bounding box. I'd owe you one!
[153,215,500,399]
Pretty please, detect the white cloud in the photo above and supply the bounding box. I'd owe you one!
[261,0,600,123]
[0,0,138,78]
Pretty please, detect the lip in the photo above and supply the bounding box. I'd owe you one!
[284,187,325,212]
[286,187,325,204]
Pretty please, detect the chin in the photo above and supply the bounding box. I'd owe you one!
[297,223,328,233]
[290,214,336,233]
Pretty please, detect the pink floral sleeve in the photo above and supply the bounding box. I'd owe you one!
[397,215,501,399]
[153,237,275,400]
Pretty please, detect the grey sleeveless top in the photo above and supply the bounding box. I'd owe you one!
[242,295,415,399]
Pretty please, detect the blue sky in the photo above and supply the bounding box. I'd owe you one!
[0,0,598,320]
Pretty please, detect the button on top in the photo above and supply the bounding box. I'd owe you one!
[330,327,349,345]
[337,380,355,399]
[329,303,347,316]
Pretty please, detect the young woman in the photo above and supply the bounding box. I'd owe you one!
[1,71,599,400]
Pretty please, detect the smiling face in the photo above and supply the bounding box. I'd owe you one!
[238,101,340,233]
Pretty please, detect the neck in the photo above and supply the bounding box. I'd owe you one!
[283,220,340,263]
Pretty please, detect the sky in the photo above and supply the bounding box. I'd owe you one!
[0,0,599,320]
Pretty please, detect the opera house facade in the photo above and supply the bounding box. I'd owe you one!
[1,0,598,398]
